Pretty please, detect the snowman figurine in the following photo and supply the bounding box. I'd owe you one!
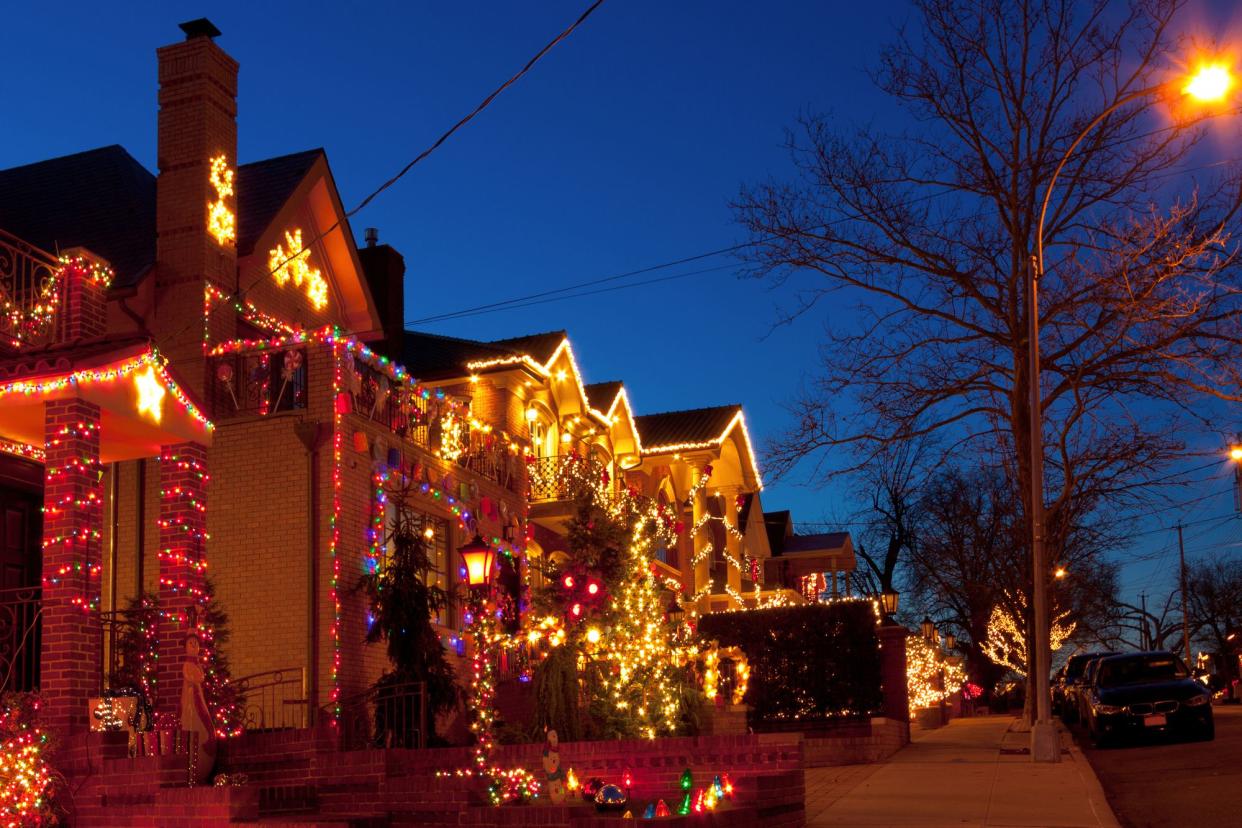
[542,729,566,803]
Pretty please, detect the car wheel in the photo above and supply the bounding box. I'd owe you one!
[1198,719,1215,742]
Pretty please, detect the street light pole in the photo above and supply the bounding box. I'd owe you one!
[1029,81,1168,764]
[1026,64,1236,762]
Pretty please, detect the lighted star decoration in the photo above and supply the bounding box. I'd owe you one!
[207,154,236,247]
[135,366,166,423]
[268,229,329,310]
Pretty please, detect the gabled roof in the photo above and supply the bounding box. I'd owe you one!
[634,404,743,452]
[764,510,792,555]
[584,381,624,413]
[783,532,851,554]
[0,145,156,288]
[236,149,323,256]
[400,329,572,381]
[487,331,567,365]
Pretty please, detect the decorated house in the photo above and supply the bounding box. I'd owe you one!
[0,19,865,822]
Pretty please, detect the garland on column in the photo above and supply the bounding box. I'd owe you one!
[43,419,102,613]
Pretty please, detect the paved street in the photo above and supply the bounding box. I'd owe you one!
[1078,705,1242,828]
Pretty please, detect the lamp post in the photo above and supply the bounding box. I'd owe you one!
[458,533,496,772]
[920,616,936,644]
[1026,60,1235,763]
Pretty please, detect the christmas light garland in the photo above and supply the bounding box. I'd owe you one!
[0,697,53,825]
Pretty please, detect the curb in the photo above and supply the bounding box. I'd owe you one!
[1065,738,1123,828]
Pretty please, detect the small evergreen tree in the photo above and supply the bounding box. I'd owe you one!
[357,475,460,741]
[108,582,242,736]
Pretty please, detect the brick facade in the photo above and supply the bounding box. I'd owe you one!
[39,399,103,732]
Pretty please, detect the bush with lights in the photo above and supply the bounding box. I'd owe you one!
[0,692,56,825]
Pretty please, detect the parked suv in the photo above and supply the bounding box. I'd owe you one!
[1082,651,1214,747]
[1055,651,1108,723]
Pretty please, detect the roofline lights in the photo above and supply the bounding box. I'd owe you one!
[640,410,763,489]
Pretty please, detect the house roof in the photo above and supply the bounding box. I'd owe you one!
[400,329,571,380]
[236,149,323,256]
[0,145,156,288]
[634,404,743,452]
[487,331,567,364]
[583,381,624,413]
[0,145,328,288]
[763,510,792,555]
[783,532,851,554]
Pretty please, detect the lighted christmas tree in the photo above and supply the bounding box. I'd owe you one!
[529,454,697,739]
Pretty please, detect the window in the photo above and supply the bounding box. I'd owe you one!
[384,499,454,627]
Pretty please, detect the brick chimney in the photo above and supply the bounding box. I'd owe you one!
[357,229,407,361]
[153,18,238,389]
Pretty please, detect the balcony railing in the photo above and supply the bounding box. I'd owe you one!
[527,454,609,503]
[0,586,41,693]
[0,229,65,349]
[209,347,308,420]
[349,357,431,444]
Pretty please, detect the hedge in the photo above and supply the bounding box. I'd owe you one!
[697,601,882,724]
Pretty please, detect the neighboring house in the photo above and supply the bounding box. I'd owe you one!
[0,20,853,754]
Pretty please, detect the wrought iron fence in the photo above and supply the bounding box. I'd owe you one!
[209,347,308,420]
[225,667,306,731]
[333,679,427,750]
[527,455,608,502]
[0,586,41,693]
[0,229,63,349]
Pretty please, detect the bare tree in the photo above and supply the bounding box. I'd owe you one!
[848,436,928,597]
[1103,590,1182,651]
[1185,555,1242,682]
[738,0,1242,686]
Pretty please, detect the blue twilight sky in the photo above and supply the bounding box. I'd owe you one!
[2,1,1241,612]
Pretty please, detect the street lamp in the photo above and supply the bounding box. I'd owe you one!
[1026,57,1237,764]
[880,588,899,618]
[944,632,956,651]
[920,616,936,643]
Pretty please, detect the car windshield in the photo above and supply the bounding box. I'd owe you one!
[1097,655,1189,687]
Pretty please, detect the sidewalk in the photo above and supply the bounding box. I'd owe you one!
[805,716,1120,827]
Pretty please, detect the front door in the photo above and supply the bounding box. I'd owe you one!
[0,454,43,691]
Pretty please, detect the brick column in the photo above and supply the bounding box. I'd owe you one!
[878,622,911,740]
[156,442,210,718]
[39,399,103,733]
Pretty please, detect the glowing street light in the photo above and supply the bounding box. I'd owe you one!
[1184,63,1234,102]
[1026,54,1239,764]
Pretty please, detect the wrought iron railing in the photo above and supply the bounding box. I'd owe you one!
[459,446,524,494]
[225,667,305,731]
[0,586,41,693]
[527,454,609,502]
[348,358,431,445]
[209,347,308,420]
[332,680,427,750]
[0,229,63,349]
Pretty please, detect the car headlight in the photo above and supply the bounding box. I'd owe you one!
[1095,704,1124,715]
[1184,694,1209,707]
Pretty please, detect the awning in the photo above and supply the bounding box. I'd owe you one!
[0,341,213,462]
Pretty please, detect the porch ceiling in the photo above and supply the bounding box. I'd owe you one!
[0,342,213,461]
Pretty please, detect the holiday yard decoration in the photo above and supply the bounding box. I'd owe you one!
[0,694,55,826]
